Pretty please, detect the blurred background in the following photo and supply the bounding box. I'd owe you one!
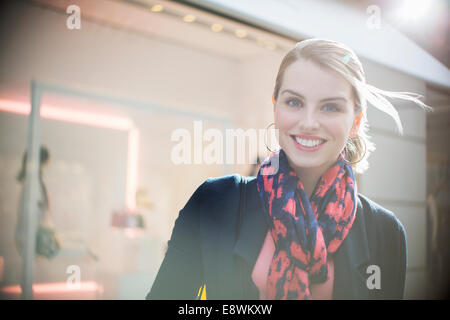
[0,0,448,299]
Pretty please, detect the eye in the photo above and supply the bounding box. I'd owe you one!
[322,103,340,112]
[285,98,302,107]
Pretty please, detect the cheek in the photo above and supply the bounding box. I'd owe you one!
[275,108,297,130]
[322,117,352,141]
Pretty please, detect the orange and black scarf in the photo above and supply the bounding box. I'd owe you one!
[256,149,357,300]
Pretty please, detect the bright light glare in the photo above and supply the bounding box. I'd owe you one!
[397,0,432,21]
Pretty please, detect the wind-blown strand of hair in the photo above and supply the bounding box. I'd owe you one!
[352,78,432,135]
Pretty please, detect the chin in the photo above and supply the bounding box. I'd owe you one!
[291,158,328,170]
[283,147,335,172]
[284,151,323,169]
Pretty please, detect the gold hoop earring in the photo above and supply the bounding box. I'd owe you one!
[343,136,367,165]
[264,122,279,152]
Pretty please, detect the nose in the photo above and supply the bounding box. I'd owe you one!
[298,107,320,132]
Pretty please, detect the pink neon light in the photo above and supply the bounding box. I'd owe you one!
[42,106,133,131]
[0,99,30,114]
[0,99,132,130]
[0,99,138,210]
[0,281,104,299]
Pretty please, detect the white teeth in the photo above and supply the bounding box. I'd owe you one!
[294,136,324,147]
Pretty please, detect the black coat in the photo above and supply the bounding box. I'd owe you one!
[146,174,407,300]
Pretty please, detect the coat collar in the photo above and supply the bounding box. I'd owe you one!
[232,177,371,299]
[232,177,269,267]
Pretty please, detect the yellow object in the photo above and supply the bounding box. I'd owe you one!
[196,284,207,300]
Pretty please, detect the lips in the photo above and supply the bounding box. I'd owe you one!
[290,134,327,151]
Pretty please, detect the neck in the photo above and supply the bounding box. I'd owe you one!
[294,166,324,199]
[282,152,342,199]
[287,156,339,199]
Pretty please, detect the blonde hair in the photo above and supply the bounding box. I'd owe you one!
[273,38,431,173]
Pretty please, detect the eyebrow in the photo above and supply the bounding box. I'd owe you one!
[281,89,348,102]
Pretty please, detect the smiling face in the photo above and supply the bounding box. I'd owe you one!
[274,59,360,177]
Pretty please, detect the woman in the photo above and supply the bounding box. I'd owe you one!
[147,38,430,300]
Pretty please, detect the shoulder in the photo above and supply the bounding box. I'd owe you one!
[358,193,406,240]
[196,173,244,200]
[166,174,245,248]
[182,173,245,213]
[201,173,244,194]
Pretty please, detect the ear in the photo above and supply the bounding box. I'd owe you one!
[272,96,276,120]
[351,111,363,137]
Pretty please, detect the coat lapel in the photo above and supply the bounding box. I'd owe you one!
[232,177,269,298]
[332,195,372,299]
[202,175,267,299]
